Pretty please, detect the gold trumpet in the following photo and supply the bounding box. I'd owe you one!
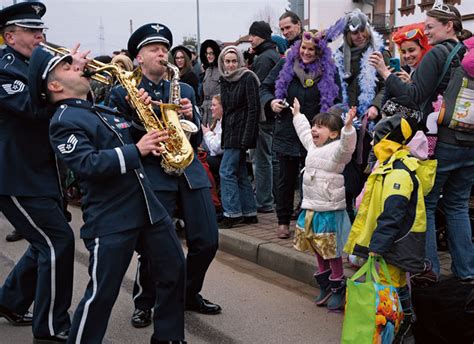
[40,42,113,85]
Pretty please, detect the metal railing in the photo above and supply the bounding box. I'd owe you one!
[372,13,391,33]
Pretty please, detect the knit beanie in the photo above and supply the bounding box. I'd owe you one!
[249,21,272,40]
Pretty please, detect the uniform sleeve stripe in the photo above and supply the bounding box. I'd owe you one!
[114,147,126,174]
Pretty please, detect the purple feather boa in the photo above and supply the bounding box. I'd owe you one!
[275,19,345,112]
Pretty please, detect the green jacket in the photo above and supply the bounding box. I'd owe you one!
[344,150,436,273]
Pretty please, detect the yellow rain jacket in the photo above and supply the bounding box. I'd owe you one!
[344,149,436,273]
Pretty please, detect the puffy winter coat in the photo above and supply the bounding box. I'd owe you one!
[293,113,356,212]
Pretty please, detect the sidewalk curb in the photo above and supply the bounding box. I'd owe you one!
[219,229,317,287]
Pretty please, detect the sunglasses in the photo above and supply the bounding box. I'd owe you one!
[404,28,422,40]
[431,3,455,15]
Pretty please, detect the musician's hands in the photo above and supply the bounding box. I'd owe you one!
[178,98,193,120]
[136,130,168,157]
[126,89,155,107]
[70,43,91,70]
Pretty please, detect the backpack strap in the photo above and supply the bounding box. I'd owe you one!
[421,42,464,112]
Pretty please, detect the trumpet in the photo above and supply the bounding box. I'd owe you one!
[39,42,113,85]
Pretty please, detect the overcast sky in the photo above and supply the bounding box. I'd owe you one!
[2,0,290,56]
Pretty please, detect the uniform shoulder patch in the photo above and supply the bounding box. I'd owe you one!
[57,134,78,154]
[393,183,401,190]
[2,80,25,95]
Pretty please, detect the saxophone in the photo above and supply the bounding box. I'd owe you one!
[162,60,198,141]
[88,62,195,175]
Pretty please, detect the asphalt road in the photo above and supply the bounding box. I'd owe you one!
[0,208,342,343]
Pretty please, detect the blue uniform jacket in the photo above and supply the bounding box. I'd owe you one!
[0,46,60,197]
[49,99,168,239]
[109,75,210,192]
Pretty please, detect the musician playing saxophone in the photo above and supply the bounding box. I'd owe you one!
[30,46,186,344]
[109,23,221,332]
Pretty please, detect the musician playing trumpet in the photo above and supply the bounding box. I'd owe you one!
[109,23,222,332]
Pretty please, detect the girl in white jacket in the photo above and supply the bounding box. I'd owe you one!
[292,98,357,311]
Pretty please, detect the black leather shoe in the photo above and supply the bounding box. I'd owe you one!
[185,295,222,315]
[243,216,258,224]
[33,329,68,343]
[0,304,32,326]
[5,230,23,242]
[218,216,243,229]
[131,308,152,328]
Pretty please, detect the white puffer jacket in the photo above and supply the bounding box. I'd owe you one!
[293,113,357,212]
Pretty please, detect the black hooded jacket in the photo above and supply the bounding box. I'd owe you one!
[252,40,280,122]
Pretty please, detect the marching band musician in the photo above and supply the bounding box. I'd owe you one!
[28,46,186,343]
[0,3,75,343]
[109,23,221,328]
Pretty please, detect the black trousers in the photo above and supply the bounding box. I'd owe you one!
[0,196,74,337]
[207,154,222,187]
[133,177,219,310]
[275,154,305,225]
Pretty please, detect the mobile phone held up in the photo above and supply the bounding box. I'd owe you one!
[389,58,401,72]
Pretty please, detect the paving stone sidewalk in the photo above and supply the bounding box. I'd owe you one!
[218,210,454,287]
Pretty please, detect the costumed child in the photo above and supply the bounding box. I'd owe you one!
[344,114,436,343]
[292,99,357,311]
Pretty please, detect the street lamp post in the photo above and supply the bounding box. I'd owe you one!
[196,0,201,56]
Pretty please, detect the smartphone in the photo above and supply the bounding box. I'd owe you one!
[389,58,401,72]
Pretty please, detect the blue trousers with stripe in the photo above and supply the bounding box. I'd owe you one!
[133,184,219,311]
[0,195,74,337]
[67,216,185,344]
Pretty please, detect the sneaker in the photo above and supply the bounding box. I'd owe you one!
[410,266,438,288]
[218,216,244,229]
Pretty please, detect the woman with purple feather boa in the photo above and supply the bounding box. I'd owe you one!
[260,19,345,239]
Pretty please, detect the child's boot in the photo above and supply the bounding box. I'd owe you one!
[313,270,333,306]
[394,286,416,344]
[327,278,346,311]
[394,313,415,344]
